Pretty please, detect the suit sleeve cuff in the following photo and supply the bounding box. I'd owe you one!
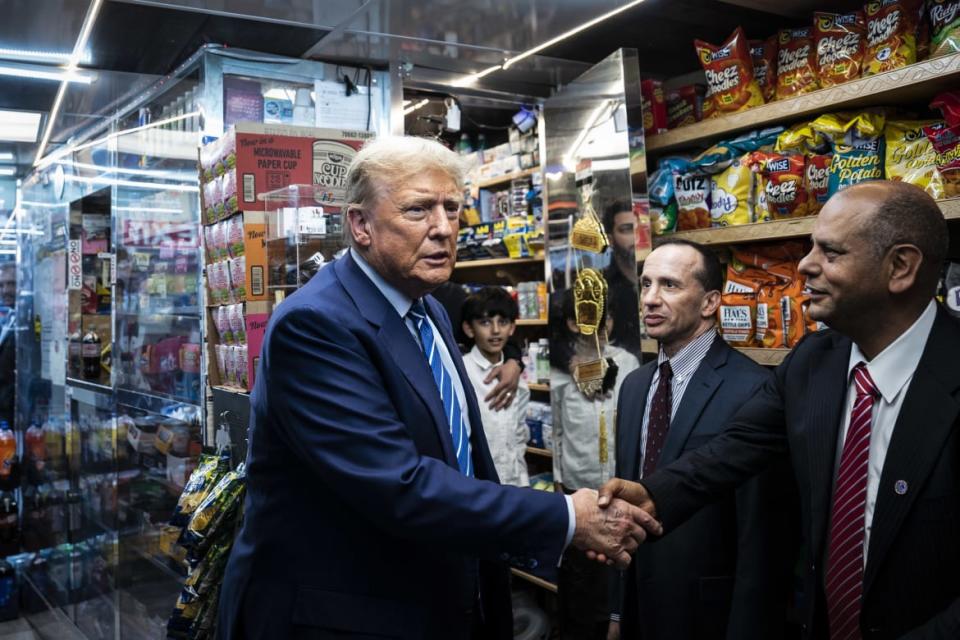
[563,494,576,554]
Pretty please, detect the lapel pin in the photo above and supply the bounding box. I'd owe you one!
[894,480,908,495]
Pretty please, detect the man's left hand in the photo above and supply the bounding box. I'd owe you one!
[484,358,522,410]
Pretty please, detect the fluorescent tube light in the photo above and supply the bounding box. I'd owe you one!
[0,153,12,162]
[0,110,42,143]
[0,167,15,176]
[0,47,90,65]
[0,64,93,84]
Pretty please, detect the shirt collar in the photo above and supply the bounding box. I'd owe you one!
[468,344,503,371]
[847,300,937,403]
[349,247,415,319]
[658,327,716,381]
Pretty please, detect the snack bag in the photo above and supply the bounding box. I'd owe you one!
[695,27,765,114]
[674,173,712,230]
[756,283,784,348]
[923,121,960,196]
[776,27,819,99]
[805,154,834,215]
[725,257,777,293]
[641,79,668,135]
[814,11,866,87]
[650,202,678,235]
[930,91,960,127]
[171,454,230,527]
[750,152,809,219]
[863,0,924,75]
[929,0,960,57]
[181,464,246,558]
[710,154,754,227]
[719,292,757,346]
[228,303,246,345]
[885,119,946,198]
[227,215,245,258]
[749,36,778,102]
[666,85,705,129]
[813,112,886,195]
[215,305,233,345]
[781,277,808,348]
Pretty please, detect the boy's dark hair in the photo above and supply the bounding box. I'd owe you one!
[461,286,519,324]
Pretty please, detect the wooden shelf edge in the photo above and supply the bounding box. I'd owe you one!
[525,446,553,457]
[528,382,550,392]
[453,256,544,269]
[646,52,960,154]
[476,167,540,189]
[511,568,558,593]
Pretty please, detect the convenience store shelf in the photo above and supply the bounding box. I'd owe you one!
[510,568,558,593]
[646,51,960,155]
[476,167,540,189]
[525,446,552,458]
[515,318,547,326]
[528,382,550,393]
[454,256,543,270]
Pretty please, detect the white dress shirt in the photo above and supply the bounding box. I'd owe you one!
[835,300,937,563]
[463,345,530,487]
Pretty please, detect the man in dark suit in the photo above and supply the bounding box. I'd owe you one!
[597,181,960,639]
[217,136,660,640]
[608,240,794,640]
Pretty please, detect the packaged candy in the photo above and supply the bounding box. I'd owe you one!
[227,215,245,258]
[171,454,230,527]
[929,0,960,57]
[750,152,809,219]
[215,306,233,345]
[695,27,765,115]
[719,292,757,346]
[749,36,778,103]
[863,0,924,76]
[641,79,668,135]
[710,154,754,227]
[806,154,834,215]
[776,27,819,100]
[885,120,946,198]
[923,121,960,196]
[673,173,712,230]
[666,85,705,129]
[814,11,866,87]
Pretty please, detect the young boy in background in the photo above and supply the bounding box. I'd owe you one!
[461,287,530,487]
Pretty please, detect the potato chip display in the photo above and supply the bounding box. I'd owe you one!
[674,173,712,230]
[814,11,866,87]
[863,0,924,76]
[719,292,757,346]
[929,0,960,57]
[749,37,778,103]
[885,120,946,198]
[710,155,754,227]
[750,152,809,219]
[776,27,819,100]
[923,121,960,196]
[813,112,886,195]
[756,284,784,348]
[695,27,765,114]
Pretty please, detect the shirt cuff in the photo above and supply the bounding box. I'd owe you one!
[610,614,621,623]
[563,494,576,552]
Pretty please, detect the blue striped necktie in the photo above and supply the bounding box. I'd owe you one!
[408,300,473,477]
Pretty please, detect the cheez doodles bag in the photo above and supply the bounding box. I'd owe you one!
[864,0,924,76]
[750,152,809,219]
[695,27,765,115]
[806,154,833,215]
[749,37,778,103]
[777,27,819,100]
[814,11,866,87]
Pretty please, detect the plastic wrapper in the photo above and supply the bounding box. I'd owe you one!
[750,152,809,219]
[749,36,778,102]
[171,454,231,528]
[805,154,834,215]
[693,127,784,175]
[776,27,819,99]
[885,119,946,198]
[228,304,246,344]
[719,292,757,345]
[649,202,678,235]
[812,112,886,195]
[930,91,960,127]
[221,171,238,216]
[641,79,668,135]
[674,173,712,230]
[224,345,238,387]
[180,464,246,557]
[648,157,693,205]
[929,0,960,57]
[229,257,246,301]
[864,0,924,76]
[215,345,227,383]
[923,121,960,196]
[814,11,866,87]
[215,306,233,345]
[725,258,777,293]
[237,346,249,390]
[227,216,244,258]
[695,27,765,114]
[666,85,705,129]
[710,154,754,226]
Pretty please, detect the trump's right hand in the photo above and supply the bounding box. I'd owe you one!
[598,478,657,517]
[570,488,662,569]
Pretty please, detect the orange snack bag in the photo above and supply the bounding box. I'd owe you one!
[695,27,766,115]
[776,27,819,100]
[814,11,866,87]
[806,154,833,215]
[749,36,779,103]
[719,292,757,346]
[750,152,809,219]
[863,0,924,76]
[756,283,785,348]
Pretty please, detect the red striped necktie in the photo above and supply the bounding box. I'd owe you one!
[825,362,879,640]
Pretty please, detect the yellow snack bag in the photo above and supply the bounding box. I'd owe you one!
[884,120,947,199]
[710,155,754,227]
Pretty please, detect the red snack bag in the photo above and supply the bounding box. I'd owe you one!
[666,85,704,129]
[777,27,819,99]
[814,11,866,87]
[749,36,779,102]
[806,154,833,215]
[695,27,765,114]
[864,0,924,76]
[923,121,960,197]
[641,79,668,135]
[750,152,809,219]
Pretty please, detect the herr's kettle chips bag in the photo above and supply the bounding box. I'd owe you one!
[814,11,866,87]
[695,27,765,114]
[777,27,819,99]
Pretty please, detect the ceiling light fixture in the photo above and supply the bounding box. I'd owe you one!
[402,99,430,116]
[0,110,42,143]
[33,0,104,166]
[0,47,91,65]
[0,168,15,176]
[0,153,13,162]
[0,63,93,84]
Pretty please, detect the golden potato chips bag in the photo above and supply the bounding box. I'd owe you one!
[885,120,946,198]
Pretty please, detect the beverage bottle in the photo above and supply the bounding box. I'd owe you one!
[67,329,82,378]
[24,421,45,484]
[0,422,18,491]
[537,339,550,383]
[82,329,101,381]
[44,418,64,476]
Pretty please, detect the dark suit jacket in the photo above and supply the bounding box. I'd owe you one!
[643,307,960,640]
[217,253,569,640]
[613,335,796,640]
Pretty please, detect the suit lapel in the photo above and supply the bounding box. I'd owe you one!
[805,333,852,560]
[863,309,960,596]
[334,256,457,467]
[620,363,655,482]
[658,337,726,466]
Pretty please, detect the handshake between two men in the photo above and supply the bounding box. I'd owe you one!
[569,479,658,569]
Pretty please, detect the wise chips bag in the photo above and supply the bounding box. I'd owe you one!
[777,27,819,100]
[929,0,960,57]
[696,27,765,115]
[864,0,924,76]
[749,36,779,103]
[885,120,946,198]
[813,112,886,195]
[750,152,809,219]
[814,11,866,87]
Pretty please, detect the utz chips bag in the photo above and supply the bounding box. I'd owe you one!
[695,27,765,115]
[750,152,809,219]
[814,11,866,87]
[776,27,819,100]
[929,0,960,57]
[674,173,712,230]
[710,154,754,227]
[923,121,960,196]
[749,37,779,102]
[864,0,924,75]
[666,85,705,129]
[719,292,757,346]
[885,120,946,198]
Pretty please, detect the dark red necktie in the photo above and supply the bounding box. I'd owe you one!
[825,362,879,640]
[642,360,673,478]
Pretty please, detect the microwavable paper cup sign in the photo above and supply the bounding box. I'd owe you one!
[312,140,357,207]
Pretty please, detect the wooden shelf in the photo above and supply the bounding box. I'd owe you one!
[525,446,553,458]
[454,256,543,270]
[640,340,788,366]
[528,382,550,393]
[652,199,960,247]
[476,167,540,189]
[511,568,558,593]
[516,318,547,326]
[646,52,960,155]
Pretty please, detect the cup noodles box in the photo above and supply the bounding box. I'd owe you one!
[199,123,374,219]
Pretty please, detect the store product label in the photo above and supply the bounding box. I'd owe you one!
[312,140,358,206]
[68,240,82,290]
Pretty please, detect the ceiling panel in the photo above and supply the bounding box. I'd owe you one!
[0,0,89,58]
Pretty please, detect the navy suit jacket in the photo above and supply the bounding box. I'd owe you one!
[217,253,568,640]
[644,308,960,640]
[613,336,797,640]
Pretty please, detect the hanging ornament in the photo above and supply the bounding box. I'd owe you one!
[569,182,609,254]
[573,268,607,336]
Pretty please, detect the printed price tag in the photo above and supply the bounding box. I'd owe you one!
[297,206,326,235]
